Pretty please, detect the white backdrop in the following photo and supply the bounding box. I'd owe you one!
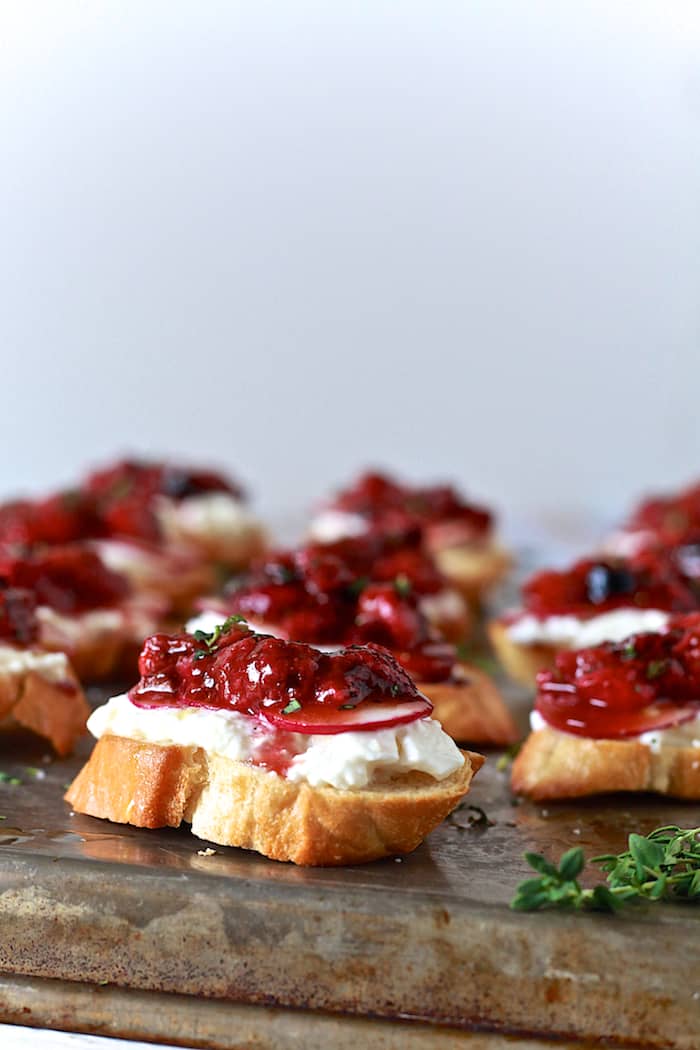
[1,1,698,529]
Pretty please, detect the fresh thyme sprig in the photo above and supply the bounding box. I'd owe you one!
[192,614,247,659]
[511,825,700,913]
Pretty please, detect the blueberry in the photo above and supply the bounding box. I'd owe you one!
[586,564,636,604]
[161,468,201,500]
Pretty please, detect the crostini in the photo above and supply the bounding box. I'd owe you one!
[512,615,700,800]
[0,458,265,613]
[490,544,700,687]
[0,546,163,681]
[85,458,266,571]
[308,470,510,606]
[0,587,89,754]
[66,621,483,865]
[189,545,517,746]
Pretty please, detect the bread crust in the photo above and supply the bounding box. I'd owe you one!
[433,542,511,606]
[511,727,700,801]
[65,735,484,865]
[419,663,518,746]
[0,661,89,756]
[488,619,559,687]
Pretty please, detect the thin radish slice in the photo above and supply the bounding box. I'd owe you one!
[264,696,432,735]
[537,696,699,740]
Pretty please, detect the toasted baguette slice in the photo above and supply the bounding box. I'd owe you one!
[0,653,89,756]
[93,539,216,616]
[511,727,700,801]
[488,619,559,687]
[36,597,164,683]
[420,664,518,746]
[433,542,511,608]
[65,734,483,865]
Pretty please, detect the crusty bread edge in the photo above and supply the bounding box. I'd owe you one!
[0,664,89,756]
[488,619,560,687]
[512,727,700,801]
[419,663,518,746]
[65,735,484,866]
[434,542,511,605]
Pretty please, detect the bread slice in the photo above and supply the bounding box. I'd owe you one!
[65,734,484,865]
[36,598,163,683]
[434,542,511,607]
[0,654,89,756]
[420,663,518,746]
[93,539,216,616]
[488,619,559,687]
[511,727,700,801]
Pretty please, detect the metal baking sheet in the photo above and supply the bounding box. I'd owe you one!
[0,672,697,1049]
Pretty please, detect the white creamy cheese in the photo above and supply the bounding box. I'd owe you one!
[94,539,162,575]
[603,529,656,559]
[419,588,467,625]
[157,492,260,542]
[88,693,464,791]
[36,606,124,644]
[307,509,369,543]
[507,607,670,648]
[0,644,71,683]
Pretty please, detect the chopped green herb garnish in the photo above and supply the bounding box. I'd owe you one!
[390,683,401,697]
[0,772,21,785]
[646,659,669,680]
[393,574,412,597]
[339,703,357,710]
[348,576,369,597]
[190,614,247,659]
[620,642,637,661]
[25,767,42,778]
[282,699,302,715]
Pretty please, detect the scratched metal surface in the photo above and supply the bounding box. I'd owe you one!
[0,553,698,1047]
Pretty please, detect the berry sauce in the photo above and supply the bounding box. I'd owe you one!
[535,613,700,739]
[0,547,129,614]
[216,538,458,681]
[520,546,700,620]
[323,470,492,544]
[129,621,432,735]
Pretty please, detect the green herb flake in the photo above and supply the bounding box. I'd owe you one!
[348,576,369,597]
[620,642,637,661]
[339,703,357,710]
[282,699,302,715]
[393,574,412,597]
[0,772,21,785]
[496,741,523,773]
[646,659,669,680]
